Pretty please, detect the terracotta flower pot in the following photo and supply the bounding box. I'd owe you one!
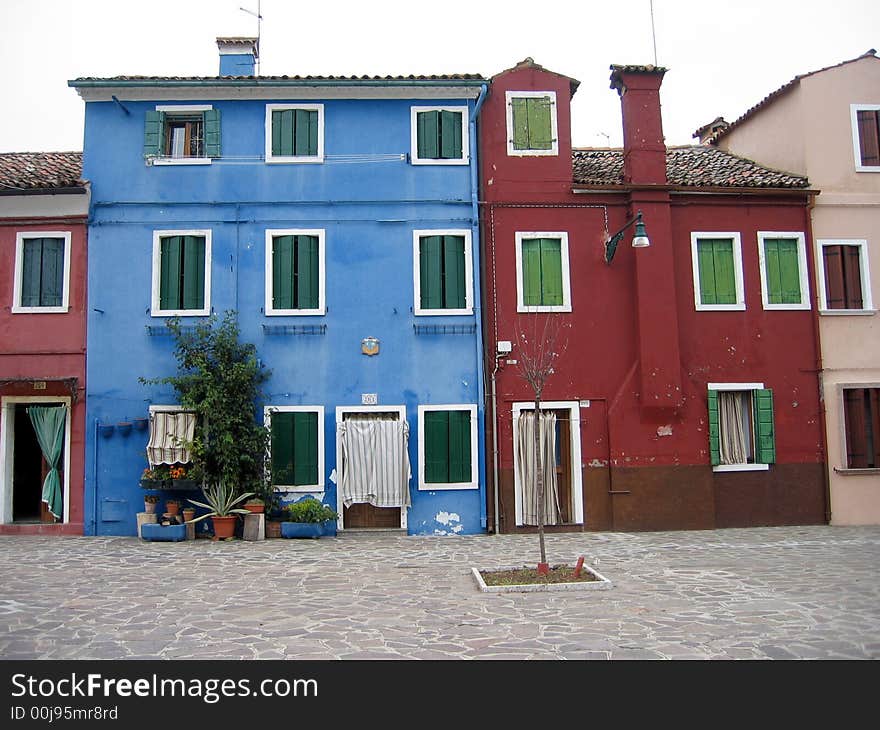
[166,502,180,516]
[211,515,237,539]
[144,502,156,514]
[244,502,264,514]
[182,509,196,522]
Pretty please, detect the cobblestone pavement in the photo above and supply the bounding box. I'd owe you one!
[1,525,878,660]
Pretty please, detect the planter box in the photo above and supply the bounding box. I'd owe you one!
[141,523,187,542]
[322,519,337,537]
[281,522,323,539]
[167,479,199,491]
[140,479,167,490]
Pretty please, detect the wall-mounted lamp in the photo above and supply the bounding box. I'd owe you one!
[604,209,650,264]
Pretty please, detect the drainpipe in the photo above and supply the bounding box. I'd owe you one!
[91,417,99,535]
[490,351,505,533]
[469,83,489,530]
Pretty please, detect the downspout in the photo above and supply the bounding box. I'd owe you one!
[469,83,489,530]
[91,417,99,535]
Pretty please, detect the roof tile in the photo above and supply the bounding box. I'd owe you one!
[0,152,84,191]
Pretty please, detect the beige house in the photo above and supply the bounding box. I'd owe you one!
[709,50,880,525]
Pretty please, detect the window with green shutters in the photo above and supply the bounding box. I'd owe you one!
[16,236,66,309]
[419,406,476,490]
[144,107,220,161]
[152,231,210,316]
[759,232,808,310]
[266,229,325,315]
[516,233,570,311]
[707,386,775,470]
[266,104,324,162]
[417,234,467,312]
[411,107,467,164]
[691,233,744,311]
[269,409,321,489]
[506,91,558,155]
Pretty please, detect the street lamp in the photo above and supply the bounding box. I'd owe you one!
[604,209,650,264]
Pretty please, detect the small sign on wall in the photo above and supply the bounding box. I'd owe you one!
[361,393,378,405]
[361,337,380,356]
[33,381,47,390]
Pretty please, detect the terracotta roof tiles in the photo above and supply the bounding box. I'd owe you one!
[0,152,85,191]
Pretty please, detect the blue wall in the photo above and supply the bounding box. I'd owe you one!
[82,91,487,536]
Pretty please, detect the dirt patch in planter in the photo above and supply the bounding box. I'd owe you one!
[480,565,600,586]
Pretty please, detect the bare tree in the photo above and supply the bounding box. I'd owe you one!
[510,313,569,570]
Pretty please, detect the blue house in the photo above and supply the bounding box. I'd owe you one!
[70,38,489,536]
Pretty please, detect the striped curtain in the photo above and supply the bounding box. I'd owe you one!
[147,411,196,466]
[719,392,747,465]
[339,416,411,508]
[517,409,560,525]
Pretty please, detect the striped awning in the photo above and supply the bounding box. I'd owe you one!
[339,418,411,508]
[147,411,196,466]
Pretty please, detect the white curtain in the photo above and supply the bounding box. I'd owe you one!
[339,417,411,508]
[718,392,747,465]
[147,411,196,466]
[517,409,560,525]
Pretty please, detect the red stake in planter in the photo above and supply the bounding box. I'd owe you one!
[537,562,549,576]
[574,555,585,578]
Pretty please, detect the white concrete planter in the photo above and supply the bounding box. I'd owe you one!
[471,564,612,593]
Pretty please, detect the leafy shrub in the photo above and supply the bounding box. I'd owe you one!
[285,498,338,523]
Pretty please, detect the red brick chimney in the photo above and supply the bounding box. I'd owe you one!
[610,65,667,185]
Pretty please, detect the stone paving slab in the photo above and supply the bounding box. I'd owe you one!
[0,525,878,660]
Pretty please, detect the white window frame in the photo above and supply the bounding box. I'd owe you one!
[265,103,325,164]
[511,401,583,527]
[514,231,572,313]
[412,229,474,316]
[417,404,478,491]
[707,382,769,473]
[816,238,875,315]
[757,231,810,311]
[12,231,72,314]
[837,382,880,473]
[264,405,325,493]
[850,103,880,173]
[264,229,326,316]
[690,232,745,312]
[505,90,559,157]
[152,105,213,166]
[150,229,212,317]
[409,105,469,165]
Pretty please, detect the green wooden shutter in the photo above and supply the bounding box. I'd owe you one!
[448,410,471,483]
[420,236,443,309]
[764,238,801,304]
[182,236,205,310]
[753,389,776,465]
[527,97,553,150]
[295,235,319,310]
[203,109,221,158]
[511,98,530,150]
[707,390,720,466]
[271,412,295,484]
[522,239,543,306]
[41,237,64,307]
[144,111,165,157]
[539,238,563,306]
[440,110,462,159]
[273,236,294,310]
[698,239,735,305]
[20,239,43,307]
[160,236,181,310]
[418,111,439,159]
[273,110,294,156]
[293,411,318,486]
[424,411,449,483]
[294,109,311,157]
[442,235,466,309]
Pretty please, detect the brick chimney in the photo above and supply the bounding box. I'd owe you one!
[217,37,259,76]
[610,64,667,184]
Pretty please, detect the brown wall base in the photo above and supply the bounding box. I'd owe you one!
[0,522,84,536]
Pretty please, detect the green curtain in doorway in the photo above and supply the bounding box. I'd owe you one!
[27,405,66,520]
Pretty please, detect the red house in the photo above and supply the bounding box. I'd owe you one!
[0,152,88,535]
[480,60,826,533]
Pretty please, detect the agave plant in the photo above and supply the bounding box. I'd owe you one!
[186,481,254,523]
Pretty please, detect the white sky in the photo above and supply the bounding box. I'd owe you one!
[1,0,877,153]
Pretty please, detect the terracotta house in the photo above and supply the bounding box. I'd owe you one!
[0,152,89,534]
[711,50,880,525]
[479,59,826,533]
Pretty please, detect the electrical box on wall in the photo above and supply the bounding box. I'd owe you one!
[497,340,512,354]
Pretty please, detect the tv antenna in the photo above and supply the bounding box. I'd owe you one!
[240,1,262,75]
[649,0,658,65]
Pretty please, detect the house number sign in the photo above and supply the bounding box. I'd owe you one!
[361,393,378,405]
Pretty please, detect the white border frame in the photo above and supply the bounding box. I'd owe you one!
[11,231,72,314]
[264,405,325,493]
[412,229,474,316]
[152,104,214,166]
[815,238,875,314]
[151,229,212,317]
[690,232,745,312]
[514,232,572,313]
[511,401,583,527]
[0,396,72,524]
[409,105,470,165]
[505,90,559,157]
[757,231,810,311]
[850,103,880,173]
[265,103,325,164]
[417,404,478,491]
[264,229,327,316]
[335,404,408,530]
[707,382,770,472]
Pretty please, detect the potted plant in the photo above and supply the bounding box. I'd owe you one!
[182,506,196,522]
[281,497,338,539]
[168,463,198,491]
[144,494,159,514]
[186,481,254,540]
[243,497,265,514]
[165,498,181,516]
[140,465,169,489]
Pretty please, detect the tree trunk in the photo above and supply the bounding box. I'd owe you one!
[534,396,546,566]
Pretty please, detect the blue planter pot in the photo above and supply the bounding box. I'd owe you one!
[281,522,323,539]
[141,523,186,542]
[322,520,337,537]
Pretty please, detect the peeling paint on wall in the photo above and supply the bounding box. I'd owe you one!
[433,511,464,535]
[656,425,673,437]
